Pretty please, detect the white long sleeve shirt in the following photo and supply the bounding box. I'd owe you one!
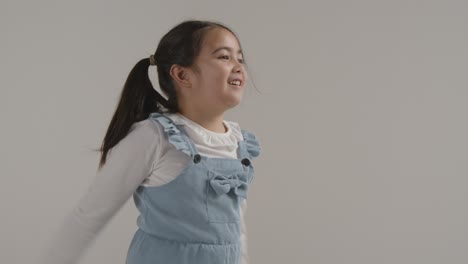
[39,112,250,264]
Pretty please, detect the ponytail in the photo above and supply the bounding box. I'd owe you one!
[95,56,174,170]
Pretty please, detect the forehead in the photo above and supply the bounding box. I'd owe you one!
[201,27,242,54]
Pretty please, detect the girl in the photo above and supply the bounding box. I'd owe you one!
[39,19,261,264]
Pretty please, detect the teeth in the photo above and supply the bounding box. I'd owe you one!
[229,80,241,85]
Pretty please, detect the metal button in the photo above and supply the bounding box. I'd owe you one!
[193,154,201,163]
[241,158,251,166]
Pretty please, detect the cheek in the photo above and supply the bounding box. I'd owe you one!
[206,75,227,91]
[196,65,230,93]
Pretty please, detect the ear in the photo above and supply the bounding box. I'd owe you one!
[169,64,193,89]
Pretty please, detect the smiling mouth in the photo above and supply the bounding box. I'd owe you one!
[228,80,242,86]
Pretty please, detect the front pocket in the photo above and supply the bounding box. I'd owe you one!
[205,170,247,223]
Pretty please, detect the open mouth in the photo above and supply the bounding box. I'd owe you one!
[228,80,242,86]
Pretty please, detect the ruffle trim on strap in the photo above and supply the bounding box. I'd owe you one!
[240,129,261,159]
[149,112,193,156]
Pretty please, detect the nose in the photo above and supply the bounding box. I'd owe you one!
[232,60,244,72]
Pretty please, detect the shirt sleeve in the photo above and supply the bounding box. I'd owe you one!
[38,119,161,264]
[240,199,249,264]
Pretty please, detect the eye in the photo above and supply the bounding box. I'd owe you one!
[219,55,245,64]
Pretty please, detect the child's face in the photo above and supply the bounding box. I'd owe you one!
[189,27,247,113]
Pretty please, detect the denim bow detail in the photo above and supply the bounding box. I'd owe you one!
[209,172,248,198]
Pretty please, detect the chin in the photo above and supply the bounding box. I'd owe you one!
[227,99,242,109]
[219,91,243,107]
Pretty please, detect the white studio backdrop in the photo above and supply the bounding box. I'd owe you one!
[1,0,468,263]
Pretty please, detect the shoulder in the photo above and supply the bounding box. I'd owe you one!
[118,118,174,166]
[126,118,164,143]
[225,120,261,159]
[118,117,173,155]
[105,119,162,159]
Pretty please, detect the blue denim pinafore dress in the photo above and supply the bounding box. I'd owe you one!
[125,112,260,264]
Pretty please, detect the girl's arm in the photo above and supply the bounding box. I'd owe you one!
[38,119,161,264]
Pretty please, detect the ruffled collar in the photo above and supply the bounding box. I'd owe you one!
[165,112,244,148]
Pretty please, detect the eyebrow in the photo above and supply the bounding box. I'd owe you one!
[211,46,243,55]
